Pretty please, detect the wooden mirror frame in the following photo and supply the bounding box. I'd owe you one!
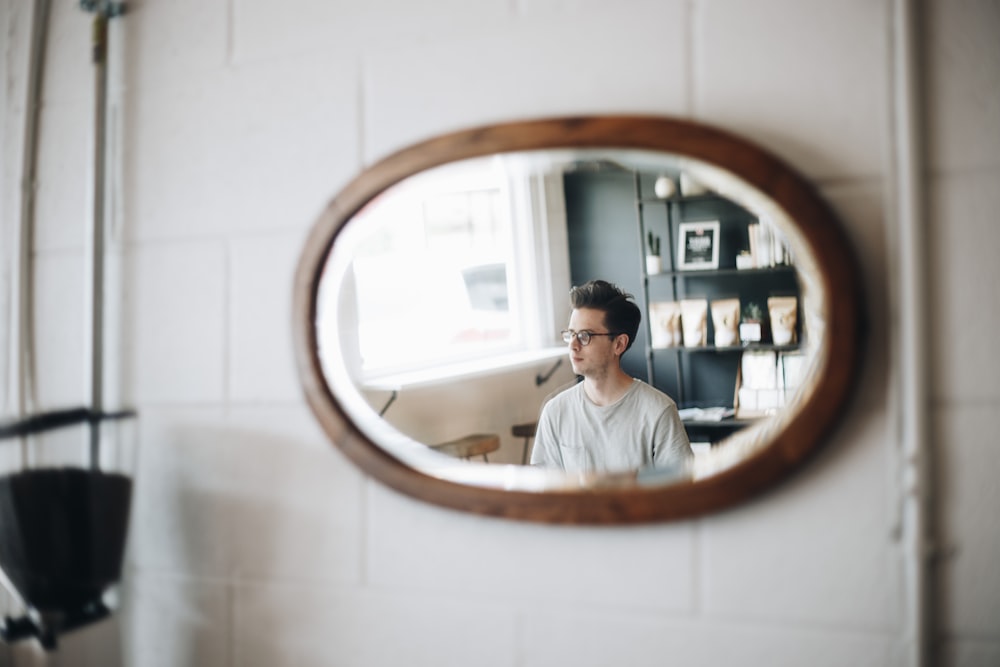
[293,115,865,524]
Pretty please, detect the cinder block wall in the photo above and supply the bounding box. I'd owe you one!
[0,1,996,665]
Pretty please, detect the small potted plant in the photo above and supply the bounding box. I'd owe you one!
[739,301,768,345]
[646,231,663,275]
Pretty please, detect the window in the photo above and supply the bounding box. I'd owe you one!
[328,155,564,382]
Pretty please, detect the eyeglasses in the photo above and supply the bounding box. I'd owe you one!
[561,329,620,346]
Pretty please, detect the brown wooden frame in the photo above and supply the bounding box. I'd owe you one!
[292,115,865,524]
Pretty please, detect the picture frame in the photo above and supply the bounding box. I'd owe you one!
[677,220,721,270]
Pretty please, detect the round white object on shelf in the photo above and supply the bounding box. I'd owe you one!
[654,175,676,198]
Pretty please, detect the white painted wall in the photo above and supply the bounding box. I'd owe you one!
[922,1,1000,664]
[1,0,997,665]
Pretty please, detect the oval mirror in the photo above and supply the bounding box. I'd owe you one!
[293,116,864,523]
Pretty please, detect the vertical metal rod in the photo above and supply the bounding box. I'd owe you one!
[88,12,109,468]
[632,173,656,386]
[664,199,685,405]
[16,0,53,467]
[893,0,931,664]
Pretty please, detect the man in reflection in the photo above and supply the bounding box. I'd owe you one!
[530,280,692,474]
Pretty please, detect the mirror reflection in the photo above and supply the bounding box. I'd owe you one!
[315,148,824,490]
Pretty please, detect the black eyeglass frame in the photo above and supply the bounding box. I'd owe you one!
[560,329,621,346]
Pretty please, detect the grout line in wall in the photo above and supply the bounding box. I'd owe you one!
[452,588,696,621]
[30,245,90,259]
[226,0,235,65]
[692,519,703,615]
[813,173,886,191]
[360,478,371,586]
[673,610,904,638]
[499,593,903,634]
[223,241,232,411]
[122,399,312,413]
[357,54,367,167]
[926,162,1000,179]
[512,610,526,667]
[227,580,236,667]
[686,0,697,117]
[115,227,305,249]
[127,569,235,586]
[928,396,999,409]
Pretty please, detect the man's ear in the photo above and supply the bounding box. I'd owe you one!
[614,333,630,357]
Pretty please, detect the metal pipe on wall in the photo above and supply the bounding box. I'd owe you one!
[2,0,53,623]
[88,9,109,467]
[892,0,932,664]
[0,1,132,650]
[81,0,124,467]
[14,0,52,463]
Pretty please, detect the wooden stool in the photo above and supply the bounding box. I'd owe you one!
[431,433,500,462]
[511,422,537,464]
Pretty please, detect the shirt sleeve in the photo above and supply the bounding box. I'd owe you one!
[653,402,693,467]
[529,402,562,468]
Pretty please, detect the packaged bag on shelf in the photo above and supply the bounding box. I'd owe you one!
[711,298,740,347]
[680,299,708,348]
[768,295,798,346]
[649,301,682,348]
[735,350,779,418]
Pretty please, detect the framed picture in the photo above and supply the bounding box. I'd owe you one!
[677,221,720,270]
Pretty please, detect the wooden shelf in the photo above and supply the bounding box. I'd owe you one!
[637,193,724,206]
[651,343,802,354]
[682,418,759,428]
[647,265,797,279]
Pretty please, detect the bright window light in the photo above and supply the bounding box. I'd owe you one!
[347,156,528,378]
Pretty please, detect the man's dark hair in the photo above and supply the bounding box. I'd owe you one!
[569,280,641,351]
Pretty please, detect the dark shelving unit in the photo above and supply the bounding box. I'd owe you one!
[563,167,804,445]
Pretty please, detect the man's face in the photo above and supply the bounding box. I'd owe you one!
[566,307,622,378]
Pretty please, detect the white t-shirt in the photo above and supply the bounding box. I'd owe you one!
[530,379,692,474]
